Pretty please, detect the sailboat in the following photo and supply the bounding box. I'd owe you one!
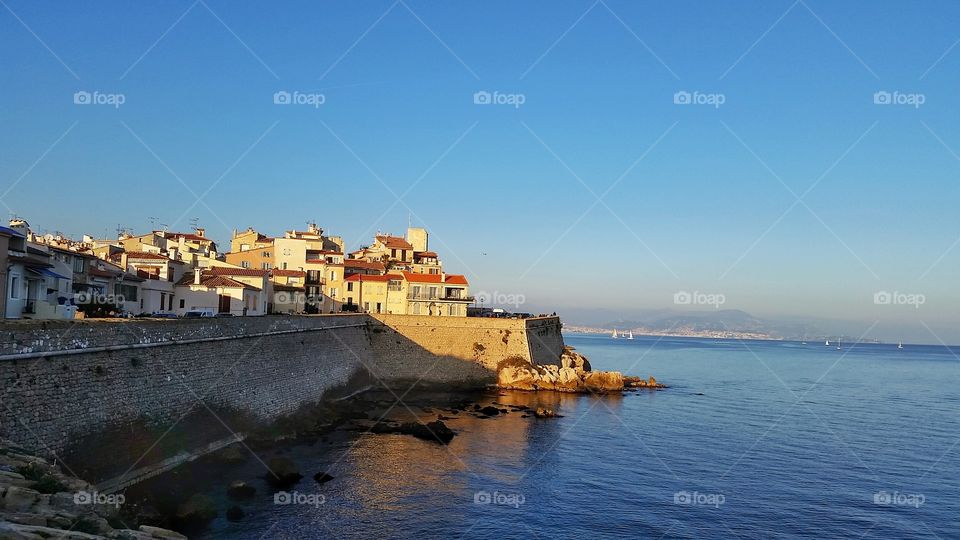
[836,336,842,350]
[611,329,619,339]
[825,339,830,346]
[898,340,903,350]
[626,330,635,340]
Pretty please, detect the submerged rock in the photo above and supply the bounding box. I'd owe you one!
[398,420,456,444]
[478,406,500,416]
[534,407,558,418]
[175,494,217,530]
[265,457,302,487]
[313,472,335,484]
[227,480,256,499]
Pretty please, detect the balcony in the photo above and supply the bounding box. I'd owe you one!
[407,293,474,302]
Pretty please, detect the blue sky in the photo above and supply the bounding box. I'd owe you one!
[2,1,960,342]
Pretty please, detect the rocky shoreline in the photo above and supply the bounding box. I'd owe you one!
[1,351,665,538]
[496,346,667,393]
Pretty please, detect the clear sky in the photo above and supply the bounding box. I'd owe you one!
[2,1,959,343]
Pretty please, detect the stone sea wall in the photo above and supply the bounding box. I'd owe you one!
[0,315,564,458]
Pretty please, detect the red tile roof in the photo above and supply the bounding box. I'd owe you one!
[123,251,169,260]
[376,235,413,249]
[401,271,442,283]
[344,274,394,282]
[175,272,261,290]
[415,251,438,259]
[271,269,306,277]
[344,259,386,272]
[444,274,468,285]
[207,267,269,277]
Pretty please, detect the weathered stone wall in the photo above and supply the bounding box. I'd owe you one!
[0,315,565,459]
[366,314,563,387]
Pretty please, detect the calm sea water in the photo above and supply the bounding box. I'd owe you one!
[199,334,960,539]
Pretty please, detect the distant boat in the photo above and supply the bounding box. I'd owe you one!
[825,339,830,346]
[836,336,842,350]
[611,329,619,339]
[898,340,903,350]
[626,331,634,340]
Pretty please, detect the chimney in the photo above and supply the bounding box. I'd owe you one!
[193,268,202,285]
[120,252,129,272]
[196,228,205,238]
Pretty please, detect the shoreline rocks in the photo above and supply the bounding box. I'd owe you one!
[496,347,666,393]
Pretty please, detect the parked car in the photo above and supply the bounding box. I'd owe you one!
[182,309,215,318]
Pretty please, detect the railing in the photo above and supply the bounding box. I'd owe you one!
[406,294,474,302]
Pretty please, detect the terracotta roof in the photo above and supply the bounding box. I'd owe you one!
[401,271,442,283]
[207,267,269,277]
[344,259,385,272]
[344,274,394,282]
[271,269,306,277]
[122,251,169,261]
[444,274,468,285]
[415,251,438,259]
[399,271,468,285]
[376,235,413,250]
[175,272,261,290]
[162,232,212,242]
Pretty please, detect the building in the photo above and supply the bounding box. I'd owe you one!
[402,271,471,316]
[115,251,187,316]
[174,269,264,316]
[349,227,442,275]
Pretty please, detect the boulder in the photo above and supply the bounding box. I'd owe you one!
[582,371,625,392]
[478,406,500,416]
[265,457,302,487]
[496,357,539,390]
[226,480,256,499]
[560,347,591,373]
[215,446,247,464]
[313,472,334,484]
[557,367,581,390]
[175,494,217,530]
[534,407,557,418]
[398,420,456,444]
[138,525,188,539]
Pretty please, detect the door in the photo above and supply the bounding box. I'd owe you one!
[218,294,231,314]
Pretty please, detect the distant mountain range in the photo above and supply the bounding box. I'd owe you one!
[560,308,881,342]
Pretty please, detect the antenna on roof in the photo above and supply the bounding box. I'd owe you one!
[148,217,159,230]
[189,217,200,231]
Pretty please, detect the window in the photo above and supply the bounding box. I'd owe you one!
[241,261,251,269]
[329,270,336,281]
[180,299,185,308]
[72,258,85,273]
[115,283,138,302]
[412,302,421,315]
[329,287,337,298]
[282,262,288,270]
[363,302,370,312]
[160,293,166,308]
[169,295,175,310]
[10,276,19,299]
[347,282,354,292]
[428,286,438,299]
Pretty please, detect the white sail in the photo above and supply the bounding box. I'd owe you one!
[611,329,619,339]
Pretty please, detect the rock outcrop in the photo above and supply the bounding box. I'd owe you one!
[0,439,186,539]
[497,347,664,393]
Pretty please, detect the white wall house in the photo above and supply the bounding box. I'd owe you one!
[174,269,264,316]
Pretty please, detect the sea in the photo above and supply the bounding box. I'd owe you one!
[196,334,960,539]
